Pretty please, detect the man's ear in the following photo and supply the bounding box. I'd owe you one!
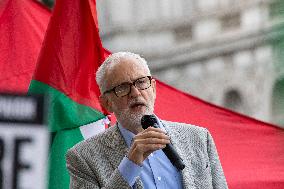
[99,95,113,113]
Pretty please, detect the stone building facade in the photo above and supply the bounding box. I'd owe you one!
[97,0,284,128]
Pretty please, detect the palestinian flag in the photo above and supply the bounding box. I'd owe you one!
[8,0,283,188]
[28,0,110,188]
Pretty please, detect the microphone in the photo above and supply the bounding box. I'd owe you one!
[141,115,185,171]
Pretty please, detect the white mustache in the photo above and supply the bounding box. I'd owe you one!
[128,98,147,108]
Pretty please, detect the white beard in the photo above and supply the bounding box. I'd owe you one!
[114,97,155,132]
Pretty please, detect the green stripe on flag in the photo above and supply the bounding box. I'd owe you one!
[28,80,105,132]
[48,128,84,189]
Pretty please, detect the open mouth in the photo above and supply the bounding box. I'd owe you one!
[130,102,146,109]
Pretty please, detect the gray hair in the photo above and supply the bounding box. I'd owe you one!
[96,52,151,93]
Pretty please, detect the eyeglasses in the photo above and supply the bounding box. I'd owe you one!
[103,76,153,97]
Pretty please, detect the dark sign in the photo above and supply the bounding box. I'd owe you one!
[0,94,49,189]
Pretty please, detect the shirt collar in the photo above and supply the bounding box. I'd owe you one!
[118,122,135,147]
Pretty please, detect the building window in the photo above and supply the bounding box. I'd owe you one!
[271,78,284,127]
[173,24,193,42]
[269,0,284,20]
[223,89,245,114]
[220,13,241,31]
[272,39,284,72]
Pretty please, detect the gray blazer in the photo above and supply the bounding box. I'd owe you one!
[66,120,228,189]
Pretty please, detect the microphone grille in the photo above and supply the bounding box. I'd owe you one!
[141,114,157,129]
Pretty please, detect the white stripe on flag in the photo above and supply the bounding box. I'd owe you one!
[79,117,109,139]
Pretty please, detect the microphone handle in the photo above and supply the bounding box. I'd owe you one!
[153,123,185,171]
[163,143,185,171]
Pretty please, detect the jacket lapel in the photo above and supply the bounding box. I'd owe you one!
[162,121,197,189]
[101,124,144,189]
[101,124,128,169]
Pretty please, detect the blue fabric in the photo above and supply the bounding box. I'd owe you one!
[118,118,183,189]
[118,156,142,186]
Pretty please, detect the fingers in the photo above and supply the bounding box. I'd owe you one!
[132,127,170,146]
[127,127,170,165]
[134,138,169,145]
[136,127,169,140]
[142,126,166,133]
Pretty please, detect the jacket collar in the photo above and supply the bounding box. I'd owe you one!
[161,120,195,189]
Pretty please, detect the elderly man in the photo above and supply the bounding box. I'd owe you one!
[66,52,228,189]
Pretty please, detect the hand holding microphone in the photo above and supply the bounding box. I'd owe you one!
[127,115,185,170]
[141,115,185,171]
[127,126,170,165]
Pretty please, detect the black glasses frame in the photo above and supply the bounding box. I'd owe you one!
[103,76,153,97]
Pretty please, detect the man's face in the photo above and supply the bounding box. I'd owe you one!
[101,58,156,132]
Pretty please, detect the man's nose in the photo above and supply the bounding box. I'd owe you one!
[129,85,141,97]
